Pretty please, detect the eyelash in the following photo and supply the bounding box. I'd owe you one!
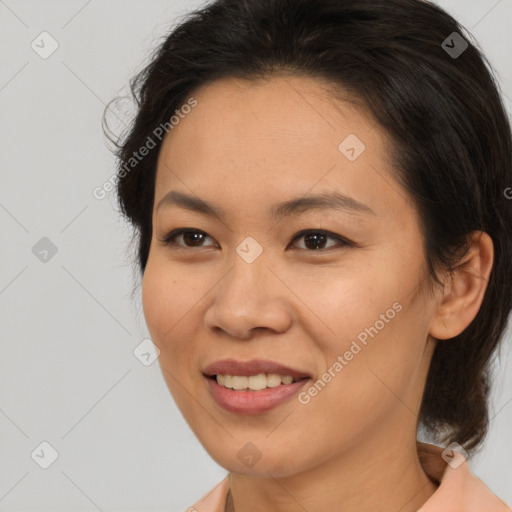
[159,228,353,252]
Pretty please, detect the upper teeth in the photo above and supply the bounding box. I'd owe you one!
[216,374,296,390]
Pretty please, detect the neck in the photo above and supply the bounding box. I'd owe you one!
[226,431,438,512]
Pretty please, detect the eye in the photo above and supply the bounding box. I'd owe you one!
[159,228,352,252]
[160,228,217,249]
[289,229,352,251]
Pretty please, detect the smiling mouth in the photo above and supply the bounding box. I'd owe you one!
[206,373,308,391]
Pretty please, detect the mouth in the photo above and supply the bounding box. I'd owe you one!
[204,373,308,390]
[202,359,312,413]
[202,358,311,389]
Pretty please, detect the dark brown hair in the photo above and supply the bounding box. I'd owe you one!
[104,0,512,455]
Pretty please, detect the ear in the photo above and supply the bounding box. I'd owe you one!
[429,231,494,341]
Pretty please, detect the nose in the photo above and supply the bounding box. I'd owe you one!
[204,250,293,340]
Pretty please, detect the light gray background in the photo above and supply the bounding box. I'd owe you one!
[1,1,511,510]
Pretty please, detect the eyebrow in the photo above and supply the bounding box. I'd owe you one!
[156,190,376,220]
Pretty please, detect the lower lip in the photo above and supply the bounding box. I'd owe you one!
[205,376,310,414]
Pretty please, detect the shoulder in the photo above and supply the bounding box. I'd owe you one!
[185,475,230,512]
[417,442,512,512]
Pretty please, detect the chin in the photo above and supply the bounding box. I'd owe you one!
[206,447,307,477]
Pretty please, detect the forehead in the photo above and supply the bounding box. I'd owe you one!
[166,74,377,150]
[153,75,403,222]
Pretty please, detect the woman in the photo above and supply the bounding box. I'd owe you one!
[104,0,512,509]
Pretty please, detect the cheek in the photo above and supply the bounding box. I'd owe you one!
[141,255,211,391]
[141,260,168,340]
[300,258,428,407]
[289,260,403,351]
[141,258,201,409]
[141,257,188,364]
[141,255,194,343]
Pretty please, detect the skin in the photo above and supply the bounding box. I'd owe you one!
[141,75,494,512]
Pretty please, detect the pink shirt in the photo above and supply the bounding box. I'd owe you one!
[187,442,511,511]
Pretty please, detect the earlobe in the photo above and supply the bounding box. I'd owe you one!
[429,231,494,341]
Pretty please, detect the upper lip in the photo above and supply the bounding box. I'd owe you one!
[203,359,312,381]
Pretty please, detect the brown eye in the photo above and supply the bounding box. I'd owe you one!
[289,230,351,251]
[162,229,216,248]
[160,228,352,252]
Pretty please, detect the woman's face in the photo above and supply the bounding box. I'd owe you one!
[142,75,439,476]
